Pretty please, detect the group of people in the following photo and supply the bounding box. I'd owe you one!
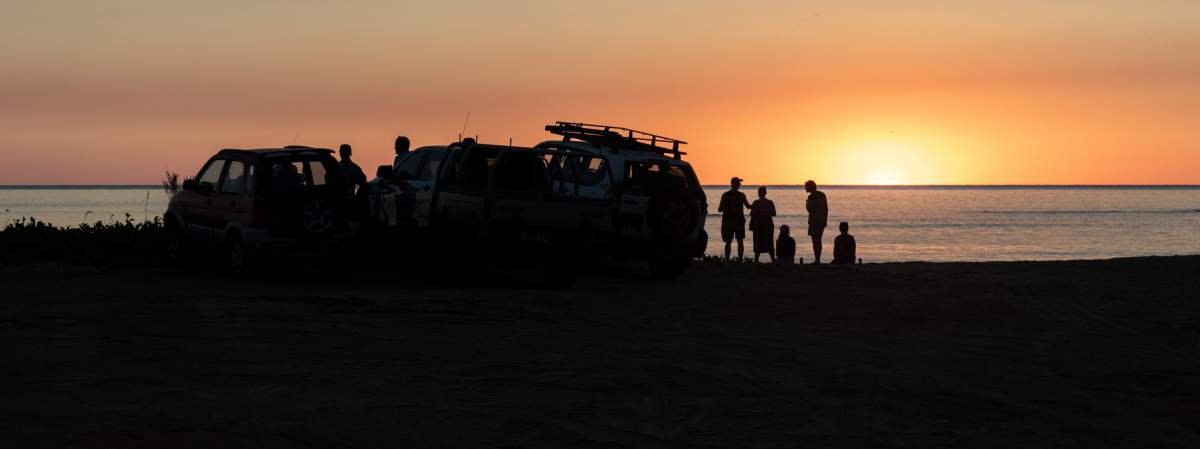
[718,178,857,265]
[331,135,414,196]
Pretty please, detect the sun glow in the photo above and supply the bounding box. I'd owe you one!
[833,139,928,185]
[865,170,907,186]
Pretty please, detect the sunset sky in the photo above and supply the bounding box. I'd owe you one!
[1,0,1198,185]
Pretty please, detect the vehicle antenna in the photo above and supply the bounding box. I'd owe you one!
[459,112,470,142]
[290,130,303,145]
[508,137,513,147]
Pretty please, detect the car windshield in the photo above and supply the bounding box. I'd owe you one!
[269,158,335,194]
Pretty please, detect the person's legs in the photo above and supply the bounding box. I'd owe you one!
[769,249,776,263]
[722,225,733,259]
[736,238,745,259]
[811,231,823,263]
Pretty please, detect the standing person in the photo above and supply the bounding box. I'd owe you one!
[717,177,751,259]
[833,221,857,264]
[391,135,411,171]
[338,144,367,196]
[749,186,777,263]
[776,224,796,265]
[804,180,829,264]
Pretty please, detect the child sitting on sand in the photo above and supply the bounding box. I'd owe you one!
[776,224,796,265]
[833,221,856,264]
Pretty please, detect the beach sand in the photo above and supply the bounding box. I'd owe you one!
[2,257,1198,448]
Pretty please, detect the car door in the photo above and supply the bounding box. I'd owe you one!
[186,158,228,247]
[436,145,490,226]
[412,149,445,227]
[217,159,251,233]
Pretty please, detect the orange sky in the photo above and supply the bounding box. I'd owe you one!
[1,1,1198,185]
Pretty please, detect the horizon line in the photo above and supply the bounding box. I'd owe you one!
[2,183,1200,189]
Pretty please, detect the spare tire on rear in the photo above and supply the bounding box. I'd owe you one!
[647,189,699,249]
[298,198,338,236]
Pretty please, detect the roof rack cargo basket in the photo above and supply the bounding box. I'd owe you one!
[545,121,687,159]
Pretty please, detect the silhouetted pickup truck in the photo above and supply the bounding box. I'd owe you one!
[366,141,615,287]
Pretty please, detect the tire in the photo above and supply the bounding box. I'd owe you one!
[298,198,338,236]
[544,261,579,289]
[543,234,580,289]
[648,252,689,281]
[227,235,254,277]
[164,218,186,265]
[647,189,700,248]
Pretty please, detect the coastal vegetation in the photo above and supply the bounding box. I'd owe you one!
[0,215,163,266]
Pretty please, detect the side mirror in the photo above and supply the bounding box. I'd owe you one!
[376,165,393,180]
[181,179,197,191]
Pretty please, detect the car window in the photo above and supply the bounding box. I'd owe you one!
[395,152,425,180]
[245,164,256,195]
[271,161,305,194]
[308,160,329,186]
[419,151,445,181]
[221,160,245,194]
[578,157,609,186]
[439,148,463,185]
[493,152,550,192]
[197,159,226,191]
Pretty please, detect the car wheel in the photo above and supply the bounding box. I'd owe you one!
[648,252,689,281]
[544,261,579,289]
[165,220,186,264]
[228,236,253,277]
[300,199,337,234]
[648,190,699,247]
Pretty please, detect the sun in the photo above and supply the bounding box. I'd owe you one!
[865,170,906,186]
[840,140,921,185]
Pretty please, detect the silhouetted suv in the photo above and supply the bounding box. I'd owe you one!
[537,122,708,279]
[164,146,355,275]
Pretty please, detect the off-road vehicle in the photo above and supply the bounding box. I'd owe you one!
[536,122,708,279]
[164,146,355,275]
[365,141,615,287]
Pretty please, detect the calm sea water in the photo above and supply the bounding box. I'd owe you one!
[2,186,1198,262]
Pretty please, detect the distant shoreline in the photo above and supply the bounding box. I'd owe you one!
[2,184,1199,190]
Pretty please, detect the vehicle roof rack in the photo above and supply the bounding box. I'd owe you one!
[545,121,687,160]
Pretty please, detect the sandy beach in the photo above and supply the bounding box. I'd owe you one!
[2,257,1198,448]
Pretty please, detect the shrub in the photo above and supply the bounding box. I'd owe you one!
[0,214,164,266]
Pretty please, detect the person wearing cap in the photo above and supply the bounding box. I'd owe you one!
[717,176,752,259]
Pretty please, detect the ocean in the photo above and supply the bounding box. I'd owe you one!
[2,185,1198,262]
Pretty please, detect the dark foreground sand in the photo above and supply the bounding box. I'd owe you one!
[2,257,1199,448]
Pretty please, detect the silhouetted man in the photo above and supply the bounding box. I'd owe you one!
[718,177,751,259]
[339,144,366,196]
[805,180,828,263]
[833,221,856,264]
[391,135,411,171]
